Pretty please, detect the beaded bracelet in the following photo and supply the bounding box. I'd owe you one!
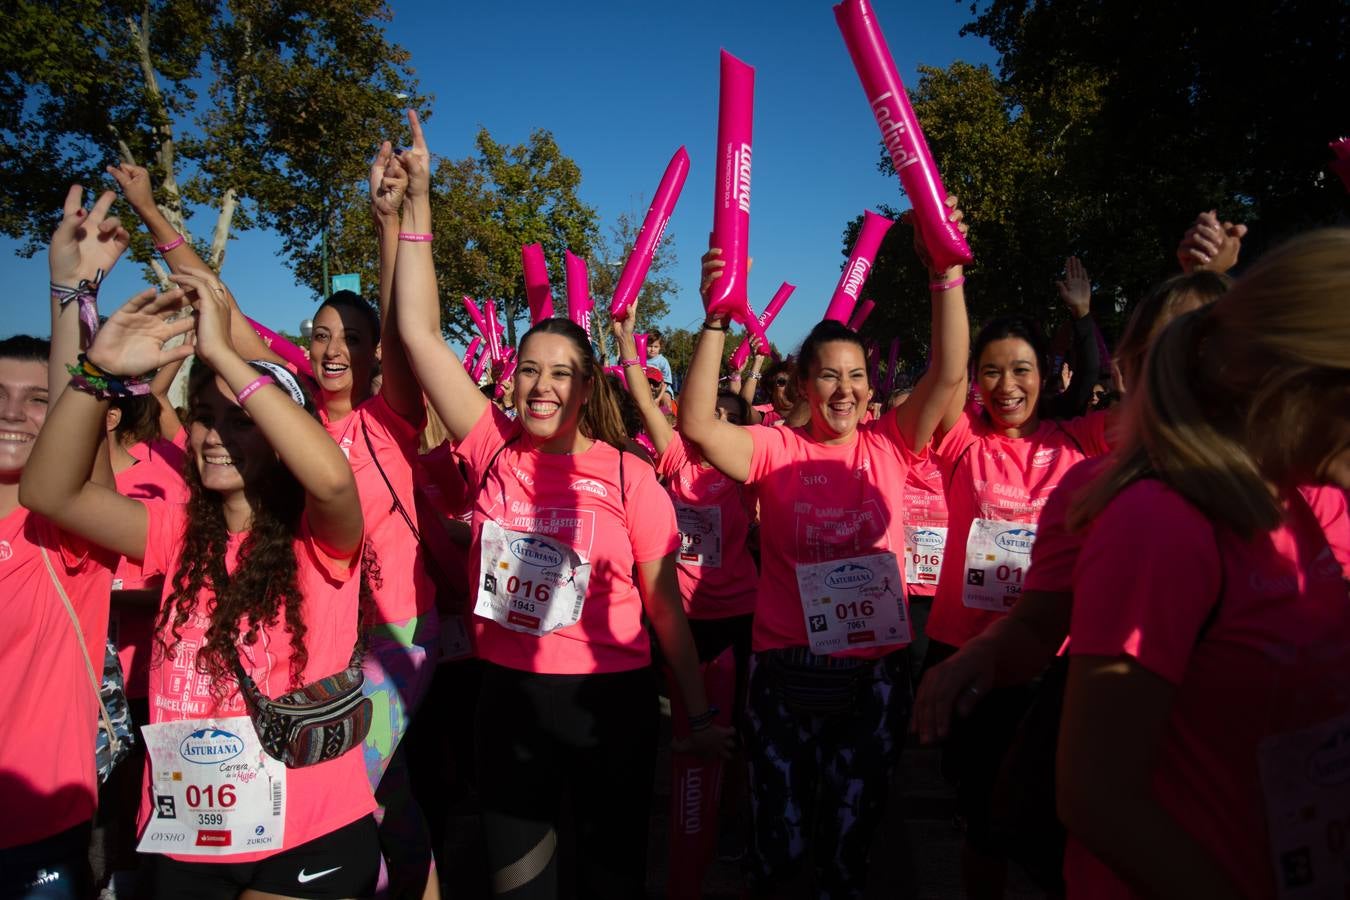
[235,375,275,405]
[749,372,762,379]
[65,353,151,400]
[620,358,642,368]
[155,235,186,254]
[50,269,105,340]
[398,232,434,242]
[929,275,966,292]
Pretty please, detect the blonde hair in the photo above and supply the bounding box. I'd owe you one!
[1072,228,1350,538]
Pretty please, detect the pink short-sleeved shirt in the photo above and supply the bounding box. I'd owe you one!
[112,439,190,699]
[901,454,949,597]
[138,502,375,862]
[455,405,680,675]
[0,508,116,848]
[322,395,435,627]
[925,410,1109,648]
[744,413,916,657]
[1065,482,1350,900]
[657,436,758,620]
[1021,456,1108,595]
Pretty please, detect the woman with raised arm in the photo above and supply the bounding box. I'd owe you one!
[676,200,969,898]
[112,145,440,898]
[20,268,378,898]
[390,110,732,899]
[1058,229,1350,899]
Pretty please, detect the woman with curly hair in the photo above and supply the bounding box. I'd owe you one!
[21,268,377,898]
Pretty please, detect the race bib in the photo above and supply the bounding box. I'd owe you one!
[795,552,911,655]
[962,518,1036,612]
[675,502,723,569]
[1258,713,1350,899]
[475,520,590,636]
[138,716,286,856]
[903,524,947,588]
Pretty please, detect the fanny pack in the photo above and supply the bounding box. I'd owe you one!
[231,642,372,768]
[759,647,878,718]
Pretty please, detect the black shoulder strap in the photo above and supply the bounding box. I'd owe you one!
[361,421,421,543]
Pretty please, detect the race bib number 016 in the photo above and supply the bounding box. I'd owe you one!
[475,519,590,636]
[795,551,911,655]
[1259,713,1350,899]
[675,503,723,569]
[903,524,947,588]
[138,716,286,856]
[962,518,1036,612]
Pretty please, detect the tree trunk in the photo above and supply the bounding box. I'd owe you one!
[209,188,238,270]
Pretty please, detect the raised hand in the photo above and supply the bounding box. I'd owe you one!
[49,185,131,287]
[1177,210,1248,273]
[611,300,638,345]
[699,248,726,308]
[369,141,407,220]
[398,109,432,199]
[86,288,195,379]
[105,162,156,214]
[911,195,966,276]
[1056,255,1091,319]
[169,270,237,368]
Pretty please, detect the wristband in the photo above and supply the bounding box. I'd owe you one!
[620,358,642,368]
[688,705,720,732]
[398,232,434,242]
[749,372,762,379]
[929,275,966,292]
[701,320,728,332]
[235,375,275,405]
[65,353,151,400]
[155,235,186,254]
[50,270,105,340]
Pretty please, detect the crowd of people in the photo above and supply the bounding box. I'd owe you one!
[1,104,1347,900]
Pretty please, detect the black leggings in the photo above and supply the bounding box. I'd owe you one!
[475,663,659,899]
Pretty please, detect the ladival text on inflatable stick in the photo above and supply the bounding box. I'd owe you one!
[564,251,593,329]
[823,210,893,323]
[461,296,490,340]
[522,244,554,324]
[835,0,973,270]
[706,51,767,346]
[610,147,691,318]
[483,299,504,363]
[730,281,796,370]
[247,316,311,375]
[847,298,876,331]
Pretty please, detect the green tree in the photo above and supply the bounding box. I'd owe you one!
[0,0,419,288]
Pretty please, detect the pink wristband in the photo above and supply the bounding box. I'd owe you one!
[398,232,434,242]
[620,358,642,367]
[155,235,185,254]
[236,375,274,405]
[929,275,965,292]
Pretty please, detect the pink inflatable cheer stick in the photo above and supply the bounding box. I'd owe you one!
[463,336,482,371]
[848,298,877,331]
[730,281,796,370]
[468,339,489,383]
[823,209,894,323]
[1331,138,1350,193]
[248,316,311,375]
[522,244,554,324]
[706,51,769,345]
[610,147,691,318]
[483,299,503,363]
[494,351,518,399]
[461,296,490,340]
[884,337,900,393]
[564,251,593,331]
[835,0,973,271]
[635,333,649,367]
[866,341,881,388]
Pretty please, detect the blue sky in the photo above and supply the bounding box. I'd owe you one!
[1,0,996,355]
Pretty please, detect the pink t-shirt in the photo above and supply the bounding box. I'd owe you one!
[414,442,473,617]
[744,413,917,657]
[0,507,116,848]
[901,454,949,597]
[455,405,680,674]
[925,410,1109,648]
[1021,456,1108,595]
[1065,482,1350,900]
[113,439,190,699]
[138,502,375,861]
[322,395,435,627]
[657,436,758,620]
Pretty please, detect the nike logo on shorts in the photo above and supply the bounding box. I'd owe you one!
[297,866,342,884]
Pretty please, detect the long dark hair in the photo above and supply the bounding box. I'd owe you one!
[156,361,317,691]
[517,318,628,451]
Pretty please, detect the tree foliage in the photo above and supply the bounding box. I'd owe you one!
[0,0,419,284]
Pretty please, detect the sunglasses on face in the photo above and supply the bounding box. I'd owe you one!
[773,378,790,387]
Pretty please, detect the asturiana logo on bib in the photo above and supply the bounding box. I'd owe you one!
[509,537,564,569]
[1307,726,1350,786]
[179,728,245,765]
[912,530,944,549]
[824,563,875,590]
[569,478,608,498]
[994,528,1036,554]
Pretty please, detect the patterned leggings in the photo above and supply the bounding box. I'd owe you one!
[361,614,440,898]
[744,648,911,900]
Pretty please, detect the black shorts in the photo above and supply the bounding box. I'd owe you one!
[150,815,379,900]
